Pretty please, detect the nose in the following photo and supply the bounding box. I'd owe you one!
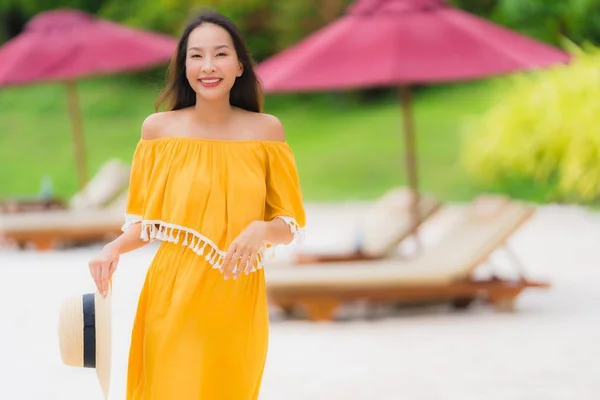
[201,59,216,74]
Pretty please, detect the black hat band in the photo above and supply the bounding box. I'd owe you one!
[82,293,96,368]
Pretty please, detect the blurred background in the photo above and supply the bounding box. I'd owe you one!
[1,0,600,204]
[1,0,600,399]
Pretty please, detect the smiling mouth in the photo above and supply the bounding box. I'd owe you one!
[199,78,222,85]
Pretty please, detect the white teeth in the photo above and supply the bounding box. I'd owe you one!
[201,79,220,84]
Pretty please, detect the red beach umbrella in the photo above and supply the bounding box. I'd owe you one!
[257,0,570,232]
[0,9,177,189]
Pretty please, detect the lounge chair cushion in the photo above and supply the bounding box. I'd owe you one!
[359,187,439,257]
[266,197,534,290]
[69,159,131,210]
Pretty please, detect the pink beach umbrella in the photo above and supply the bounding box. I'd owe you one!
[0,9,177,188]
[257,0,571,229]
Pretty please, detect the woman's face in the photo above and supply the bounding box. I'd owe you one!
[185,23,243,102]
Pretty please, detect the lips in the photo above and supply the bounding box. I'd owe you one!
[198,77,223,88]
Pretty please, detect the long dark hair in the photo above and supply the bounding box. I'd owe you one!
[155,10,263,113]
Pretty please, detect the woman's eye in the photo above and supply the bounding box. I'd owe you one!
[191,54,201,58]
[216,52,227,57]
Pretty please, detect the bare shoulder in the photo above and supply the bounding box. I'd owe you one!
[141,110,187,140]
[239,111,286,142]
[140,112,167,140]
[259,113,286,142]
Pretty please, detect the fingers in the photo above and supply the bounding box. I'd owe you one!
[221,245,240,280]
[100,262,110,298]
[100,260,118,297]
[89,261,101,294]
[89,254,118,298]
[244,252,259,276]
[233,247,252,280]
[235,246,260,279]
[109,259,118,278]
[222,242,261,280]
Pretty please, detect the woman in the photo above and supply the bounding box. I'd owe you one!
[88,10,306,400]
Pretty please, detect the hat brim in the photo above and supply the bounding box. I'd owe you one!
[94,289,112,399]
[58,287,112,399]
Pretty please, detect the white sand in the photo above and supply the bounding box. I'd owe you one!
[1,203,599,399]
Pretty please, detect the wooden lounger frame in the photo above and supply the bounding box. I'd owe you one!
[4,225,122,250]
[270,244,549,321]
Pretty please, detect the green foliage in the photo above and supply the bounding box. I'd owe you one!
[0,0,104,40]
[460,43,600,204]
[449,0,498,17]
[0,0,104,19]
[269,0,353,51]
[493,0,600,45]
[450,0,600,47]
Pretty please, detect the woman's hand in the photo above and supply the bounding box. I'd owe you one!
[221,221,267,280]
[88,244,120,297]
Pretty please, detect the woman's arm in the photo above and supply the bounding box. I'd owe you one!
[89,222,148,297]
[104,222,149,254]
[261,218,294,245]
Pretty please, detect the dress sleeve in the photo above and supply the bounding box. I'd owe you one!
[121,141,154,232]
[264,143,306,243]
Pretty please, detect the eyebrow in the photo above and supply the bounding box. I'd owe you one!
[188,45,230,51]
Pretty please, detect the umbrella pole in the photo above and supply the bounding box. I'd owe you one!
[399,85,421,250]
[65,80,88,190]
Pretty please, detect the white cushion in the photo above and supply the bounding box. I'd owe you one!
[69,159,130,210]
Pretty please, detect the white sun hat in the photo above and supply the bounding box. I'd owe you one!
[57,287,112,399]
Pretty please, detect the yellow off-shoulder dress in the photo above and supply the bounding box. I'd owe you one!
[120,137,306,400]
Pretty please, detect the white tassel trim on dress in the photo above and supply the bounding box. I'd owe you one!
[141,220,267,273]
[121,214,304,273]
[121,213,142,232]
[262,216,306,261]
[274,216,305,244]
